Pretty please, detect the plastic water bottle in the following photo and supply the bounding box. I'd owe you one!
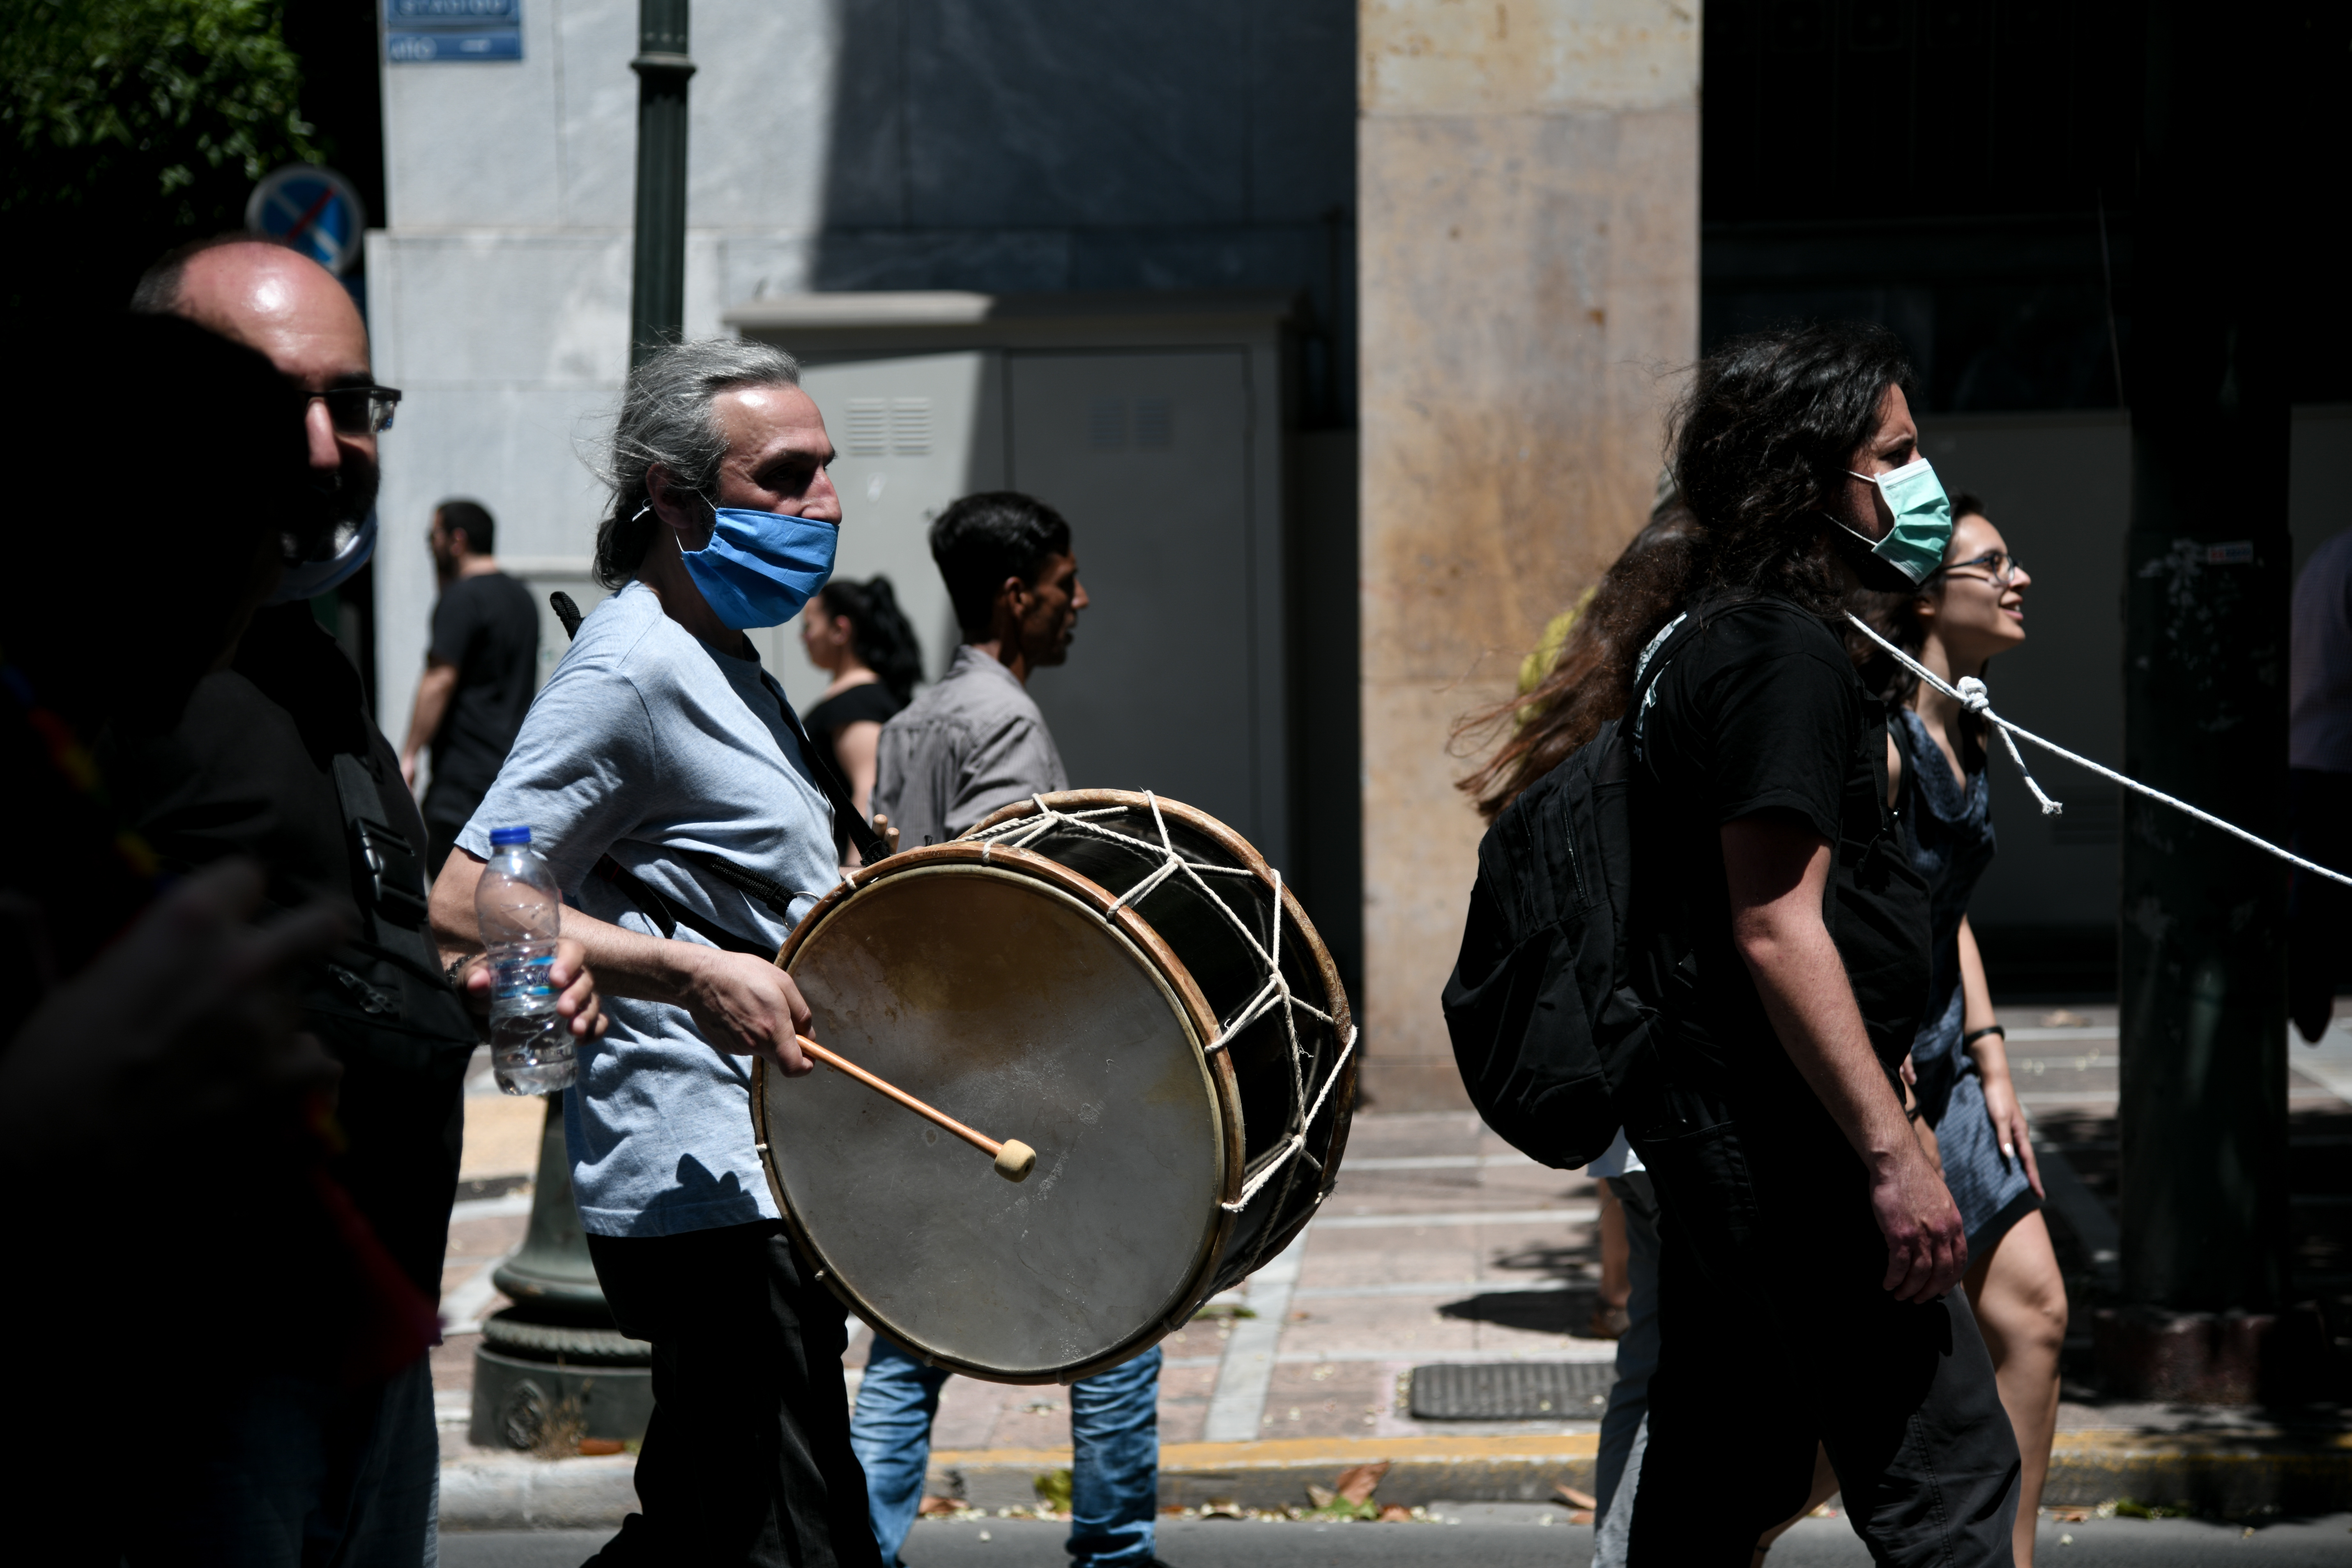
[477,826,574,1094]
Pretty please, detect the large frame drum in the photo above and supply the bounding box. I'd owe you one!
[752,790,1356,1384]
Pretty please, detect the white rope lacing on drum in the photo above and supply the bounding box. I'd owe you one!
[1846,612,2352,889]
[966,792,1359,1212]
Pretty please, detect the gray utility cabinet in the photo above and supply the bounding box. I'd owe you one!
[727,291,1302,876]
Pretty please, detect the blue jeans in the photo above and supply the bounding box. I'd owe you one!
[852,1338,1161,1568]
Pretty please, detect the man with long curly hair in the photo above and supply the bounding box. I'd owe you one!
[1614,322,2019,1564]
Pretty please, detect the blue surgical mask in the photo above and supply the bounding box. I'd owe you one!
[267,512,377,604]
[1838,456,1954,586]
[677,504,839,630]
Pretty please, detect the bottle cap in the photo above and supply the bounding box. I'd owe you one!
[490,826,532,847]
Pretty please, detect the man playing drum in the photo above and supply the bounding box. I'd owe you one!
[429,340,879,1568]
[863,495,1166,1568]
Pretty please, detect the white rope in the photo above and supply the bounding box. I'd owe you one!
[963,793,1350,1216]
[1846,613,2352,890]
[1222,1025,1359,1212]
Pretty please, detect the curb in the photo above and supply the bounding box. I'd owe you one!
[937,1436,1602,1512]
[437,1430,2352,1530]
[2043,1430,2352,1515]
[439,1454,638,1530]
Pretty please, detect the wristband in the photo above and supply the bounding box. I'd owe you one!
[1961,1024,2006,1048]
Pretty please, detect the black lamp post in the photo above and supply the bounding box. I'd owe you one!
[629,0,695,366]
[468,1099,654,1449]
[2103,0,2305,1404]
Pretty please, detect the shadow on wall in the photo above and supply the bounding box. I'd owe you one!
[767,1,1366,1003]
[806,0,1359,427]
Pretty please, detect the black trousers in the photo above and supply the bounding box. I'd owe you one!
[583,1221,883,1568]
[1629,1093,2019,1567]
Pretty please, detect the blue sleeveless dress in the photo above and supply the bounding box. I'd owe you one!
[1892,709,2041,1257]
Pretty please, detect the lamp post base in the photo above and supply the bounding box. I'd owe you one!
[470,1323,655,1451]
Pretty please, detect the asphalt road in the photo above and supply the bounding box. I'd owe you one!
[440,1507,2352,1567]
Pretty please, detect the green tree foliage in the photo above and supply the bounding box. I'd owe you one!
[0,0,320,319]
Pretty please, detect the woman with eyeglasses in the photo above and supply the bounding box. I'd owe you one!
[1853,493,2062,1568]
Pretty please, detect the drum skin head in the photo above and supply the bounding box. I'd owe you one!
[760,860,1231,1383]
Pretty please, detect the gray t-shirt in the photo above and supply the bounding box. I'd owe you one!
[871,644,1068,848]
[458,582,839,1237]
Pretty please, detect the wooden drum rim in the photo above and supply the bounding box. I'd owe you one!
[961,790,1357,1273]
[751,830,1251,1381]
[964,791,1356,1052]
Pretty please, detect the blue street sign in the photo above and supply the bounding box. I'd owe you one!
[386,29,521,61]
[385,0,523,63]
[246,164,367,277]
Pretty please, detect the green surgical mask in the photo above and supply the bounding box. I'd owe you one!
[1839,456,1955,586]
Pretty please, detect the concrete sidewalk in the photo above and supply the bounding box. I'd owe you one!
[435,1003,2352,1531]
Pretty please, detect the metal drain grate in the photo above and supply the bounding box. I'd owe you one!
[1408,1361,1616,1420]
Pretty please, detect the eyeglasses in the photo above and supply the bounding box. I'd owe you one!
[310,385,402,435]
[1933,548,2024,586]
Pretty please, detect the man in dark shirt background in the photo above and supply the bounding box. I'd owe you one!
[400,497,541,873]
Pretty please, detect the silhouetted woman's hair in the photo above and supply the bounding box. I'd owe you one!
[815,575,923,706]
[1456,495,1704,820]
[1670,320,1919,615]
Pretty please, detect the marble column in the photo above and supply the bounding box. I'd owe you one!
[1357,1,1699,1108]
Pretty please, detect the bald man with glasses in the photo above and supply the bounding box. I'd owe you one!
[107,234,604,1564]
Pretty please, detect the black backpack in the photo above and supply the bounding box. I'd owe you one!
[1439,612,1701,1169]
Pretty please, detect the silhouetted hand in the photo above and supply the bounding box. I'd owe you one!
[1871,1141,1968,1301]
[0,859,344,1165]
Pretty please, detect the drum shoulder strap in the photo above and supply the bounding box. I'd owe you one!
[591,854,774,958]
[762,672,889,865]
[679,846,807,917]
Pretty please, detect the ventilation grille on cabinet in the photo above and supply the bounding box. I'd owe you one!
[846,398,887,458]
[1088,396,1126,451]
[891,397,931,457]
[1134,396,1172,449]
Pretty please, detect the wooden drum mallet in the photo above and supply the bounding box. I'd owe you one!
[793,1035,1038,1181]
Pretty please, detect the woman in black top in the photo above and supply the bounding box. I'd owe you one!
[799,575,922,836]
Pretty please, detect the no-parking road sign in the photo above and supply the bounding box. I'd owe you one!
[246,164,367,278]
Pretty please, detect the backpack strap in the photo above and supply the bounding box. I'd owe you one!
[328,751,447,988]
[758,671,890,866]
[1627,611,1704,766]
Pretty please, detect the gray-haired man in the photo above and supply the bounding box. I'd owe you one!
[429,340,880,1567]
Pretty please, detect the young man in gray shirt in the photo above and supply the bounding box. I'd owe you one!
[861,495,1164,1568]
[430,340,880,1568]
[870,493,1088,847]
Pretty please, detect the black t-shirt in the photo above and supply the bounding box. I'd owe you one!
[803,679,903,782]
[4,651,432,1372]
[1627,598,1930,1110]
[425,571,540,821]
[104,604,475,1298]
